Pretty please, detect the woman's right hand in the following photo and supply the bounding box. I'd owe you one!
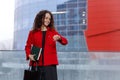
[28,54,35,61]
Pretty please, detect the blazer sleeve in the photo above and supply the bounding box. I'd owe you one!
[25,31,33,60]
[54,30,68,45]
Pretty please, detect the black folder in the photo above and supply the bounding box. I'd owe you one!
[31,46,42,61]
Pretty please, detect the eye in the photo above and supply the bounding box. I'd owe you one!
[46,17,51,21]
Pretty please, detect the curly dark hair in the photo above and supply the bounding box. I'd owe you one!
[32,10,55,31]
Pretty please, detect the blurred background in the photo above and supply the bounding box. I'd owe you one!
[0,0,88,52]
[0,0,14,50]
[0,0,120,80]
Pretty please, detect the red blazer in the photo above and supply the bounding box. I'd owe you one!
[25,28,68,66]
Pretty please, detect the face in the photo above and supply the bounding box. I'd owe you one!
[43,13,51,27]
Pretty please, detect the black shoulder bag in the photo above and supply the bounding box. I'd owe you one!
[23,31,46,80]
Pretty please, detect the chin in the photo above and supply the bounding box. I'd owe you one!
[44,24,49,27]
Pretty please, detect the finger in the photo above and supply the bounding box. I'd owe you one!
[53,36,57,41]
[29,56,35,61]
[31,56,35,61]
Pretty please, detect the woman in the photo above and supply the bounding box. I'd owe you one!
[25,10,68,80]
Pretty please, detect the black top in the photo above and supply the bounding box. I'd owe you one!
[41,31,46,65]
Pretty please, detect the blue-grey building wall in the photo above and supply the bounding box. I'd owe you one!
[13,0,88,52]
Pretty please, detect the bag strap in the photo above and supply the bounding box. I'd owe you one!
[29,61,38,71]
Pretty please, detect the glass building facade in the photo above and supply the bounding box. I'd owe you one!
[1,1,120,80]
[13,0,88,52]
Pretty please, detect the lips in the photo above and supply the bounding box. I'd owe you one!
[44,22,50,26]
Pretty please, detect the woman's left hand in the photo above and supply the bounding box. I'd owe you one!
[53,35,61,41]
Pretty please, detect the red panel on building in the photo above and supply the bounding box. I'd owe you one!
[85,0,120,51]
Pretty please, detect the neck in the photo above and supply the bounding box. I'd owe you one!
[41,25,47,31]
